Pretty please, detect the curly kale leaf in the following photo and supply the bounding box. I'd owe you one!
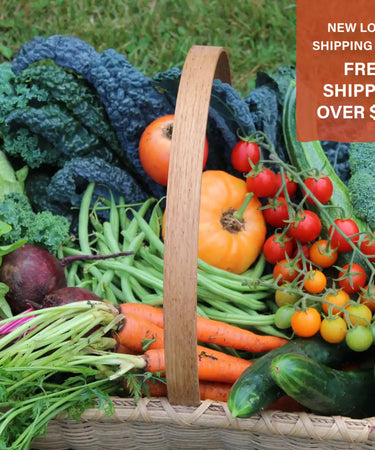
[0,193,70,254]
[12,35,173,199]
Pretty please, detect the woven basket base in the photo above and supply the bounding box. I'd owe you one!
[31,397,375,449]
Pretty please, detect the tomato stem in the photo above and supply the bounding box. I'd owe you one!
[233,192,254,221]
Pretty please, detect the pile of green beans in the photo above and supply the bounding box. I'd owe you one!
[59,183,286,338]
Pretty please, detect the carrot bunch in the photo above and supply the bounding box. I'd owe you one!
[114,303,289,401]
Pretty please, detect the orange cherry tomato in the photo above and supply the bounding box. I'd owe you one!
[322,289,350,315]
[309,239,338,268]
[291,307,322,337]
[139,114,209,186]
[273,258,301,285]
[303,270,327,294]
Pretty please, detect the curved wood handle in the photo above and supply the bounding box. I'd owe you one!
[163,46,232,406]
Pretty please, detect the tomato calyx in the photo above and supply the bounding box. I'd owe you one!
[161,122,173,140]
[220,192,254,234]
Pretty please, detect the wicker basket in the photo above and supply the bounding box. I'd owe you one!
[31,45,375,449]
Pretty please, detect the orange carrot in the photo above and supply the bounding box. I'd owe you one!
[143,379,232,402]
[143,344,252,384]
[116,343,139,355]
[120,303,164,328]
[113,312,164,353]
[119,303,288,352]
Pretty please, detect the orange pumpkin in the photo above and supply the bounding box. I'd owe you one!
[198,170,266,274]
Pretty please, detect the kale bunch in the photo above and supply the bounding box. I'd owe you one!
[0,193,70,254]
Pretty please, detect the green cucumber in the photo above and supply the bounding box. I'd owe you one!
[270,353,375,418]
[282,83,369,234]
[227,336,352,418]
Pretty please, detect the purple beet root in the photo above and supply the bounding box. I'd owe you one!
[42,287,101,308]
[0,244,67,313]
[0,244,133,314]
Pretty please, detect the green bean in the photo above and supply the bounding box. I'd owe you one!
[108,190,120,240]
[102,221,121,254]
[148,198,164,238]
[94,260,164,292]
[117,196,129,232]
[133,260,164,281]
[118,231,146,303]
[78,182,96,255]
[128,276,154,300]
[131,208,165,255]
[107,282,129,303]
[121,198,155,244]
[141,294,164,306]
[197,272,266,309]
[66,261,80,287]
[198,305,276,326]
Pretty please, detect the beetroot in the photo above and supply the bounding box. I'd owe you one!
[0,244,133,314]
[42,287,101,308]
[0,244,67,313]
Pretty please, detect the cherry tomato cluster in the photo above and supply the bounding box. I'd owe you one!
[231,137,375,353]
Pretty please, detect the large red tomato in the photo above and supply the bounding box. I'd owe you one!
[139,114,209,186]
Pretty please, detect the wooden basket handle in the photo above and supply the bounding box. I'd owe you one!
[163,45,232,406]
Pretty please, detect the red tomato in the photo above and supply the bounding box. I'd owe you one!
[360,234,375,262]
[263,233,294,265]
[273,258,301,285]
[139,114,209,186]
[303,176,333,205]
[274,173,297,198]
[231,140,260,172]
[289,210,322,243]
[338,263,367,294]
[263,197,291,228]
[246,167,277,198]
[328,219,359,252]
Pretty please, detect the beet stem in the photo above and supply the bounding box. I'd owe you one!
[59,251,134,267]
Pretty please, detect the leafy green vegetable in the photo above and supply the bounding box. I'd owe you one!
[0,193,70,254]
[0,301,150,449]
[0,150,27,199]
[348,142,375,231]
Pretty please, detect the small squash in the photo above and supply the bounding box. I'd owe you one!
[198,170,266,274]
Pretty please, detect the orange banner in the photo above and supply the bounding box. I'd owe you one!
[297,0,375,142]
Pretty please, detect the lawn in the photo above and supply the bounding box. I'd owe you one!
[0,0,296,95]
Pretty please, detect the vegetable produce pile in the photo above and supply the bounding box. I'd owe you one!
[2,35,375,448]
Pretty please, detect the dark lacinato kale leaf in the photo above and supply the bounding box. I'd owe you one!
[244,68,296,164]
[321,141,351,184]
[6,105,116,168]
[12,35,174,199]
[26,157,149,221]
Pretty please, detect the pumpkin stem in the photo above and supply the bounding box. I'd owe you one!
[233,192,254,221]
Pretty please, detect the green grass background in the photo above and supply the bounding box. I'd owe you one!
[0,0,296,95]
